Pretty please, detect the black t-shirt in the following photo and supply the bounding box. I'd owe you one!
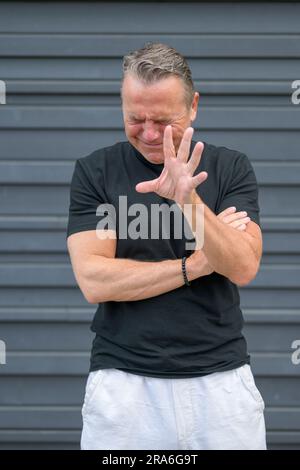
[67,141,260,378]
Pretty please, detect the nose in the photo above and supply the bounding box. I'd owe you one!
[141,121,161,143]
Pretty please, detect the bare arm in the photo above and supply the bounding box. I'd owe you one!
[67,230,211,304]
[135,126,262,287]
[67,208,250,304]
[186,191,262,286]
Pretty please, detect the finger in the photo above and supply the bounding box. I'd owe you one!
[222,211,248,224]
[191,171,208,189]
[135,177,159,194]
[237,224,247,231]
[163,125,176,162]
[177,127,194,162]
[230,217,250,228]
[217,207,236,218]
[187,141,204,174]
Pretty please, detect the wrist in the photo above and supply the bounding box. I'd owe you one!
[181,256,191,286]
[186,250,213,280]
[185,189,201,206]
[185,255,197,282]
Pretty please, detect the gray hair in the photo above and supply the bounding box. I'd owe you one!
[122,42,195,108]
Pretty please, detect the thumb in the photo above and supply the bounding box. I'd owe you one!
[191,171,208,189]
[135,178,158,194]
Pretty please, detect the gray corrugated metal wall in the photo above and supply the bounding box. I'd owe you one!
[0,1,299,450]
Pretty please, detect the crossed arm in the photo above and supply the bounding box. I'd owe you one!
[185,191,262,286]
[67,206,260,304]
[68,127,262,303]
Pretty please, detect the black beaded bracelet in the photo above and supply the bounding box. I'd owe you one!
[182,256,191,286]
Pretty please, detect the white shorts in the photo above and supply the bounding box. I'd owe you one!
[81,364,266,450]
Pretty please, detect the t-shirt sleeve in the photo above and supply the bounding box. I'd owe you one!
[216,153,261,227]
[66,158,108,238]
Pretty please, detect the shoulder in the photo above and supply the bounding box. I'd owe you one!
[202,142,253,180]
[203,142,247,166]
[77,141,131,171]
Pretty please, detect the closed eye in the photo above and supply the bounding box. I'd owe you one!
[128,118,171,125]
[130,119,143,124]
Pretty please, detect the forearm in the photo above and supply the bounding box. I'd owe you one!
[201,205,258,284]
[82,254,208,303]
[185,191,259,285]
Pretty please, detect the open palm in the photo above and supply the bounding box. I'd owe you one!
[136,126,208,206]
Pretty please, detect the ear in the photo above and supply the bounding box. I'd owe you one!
[190,92,199,122]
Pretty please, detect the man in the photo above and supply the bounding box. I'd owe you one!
[67,43,266,450]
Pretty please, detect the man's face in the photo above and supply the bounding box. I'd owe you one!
[122,74,199,164]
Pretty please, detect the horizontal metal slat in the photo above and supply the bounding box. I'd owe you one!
[1,58,300,80]
[0,430,298,449]
[0,106,299,130]
[1,352,299,376]
[0,215,299,231]
[0,161,73,184]
[0,407,81,430]
[0,306,93,322]
[0,307,299,324]
[1,34,299,58]
[0,406,299,431]
[0,376,85,406]
[0,3,299,34]
[0,287,87,308]
[0,430,80,443]
[0,263,299,288]
[1,129,299,161]
[249,265,300,288]
[0,185,299,216]
[2,353,90,375]
[0,321,297,353]
[0,323,93,351]
[1,161,300,185]
[0,286,298,310]
[244,324,300,353]
[244,309,300,324]
[5,79,294,96]
[0,230,299,256]
[266,409,300,431]
[0,264,75,287]
[1,375,299,408]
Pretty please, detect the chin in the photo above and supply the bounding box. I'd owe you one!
[135,143,164,164]
[144,150,164,164]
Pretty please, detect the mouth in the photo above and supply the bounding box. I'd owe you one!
[139,140,162,148]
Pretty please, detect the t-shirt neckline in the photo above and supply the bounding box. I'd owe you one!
[130,140,201,172]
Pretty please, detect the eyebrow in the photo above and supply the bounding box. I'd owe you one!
[129,114,170,122]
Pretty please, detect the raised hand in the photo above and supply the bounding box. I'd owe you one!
[135,126,208,206]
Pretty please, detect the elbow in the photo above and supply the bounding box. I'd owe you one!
[83,283,130,303]
[70,255,114,304]
[82,282,111,304]
[82,287,112,304]
[78,275,107,304]
[83,290,100,304]
[78,281,100,303]
[231,261,260,287]
[234,277,252,288]
[78,262,111,303]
